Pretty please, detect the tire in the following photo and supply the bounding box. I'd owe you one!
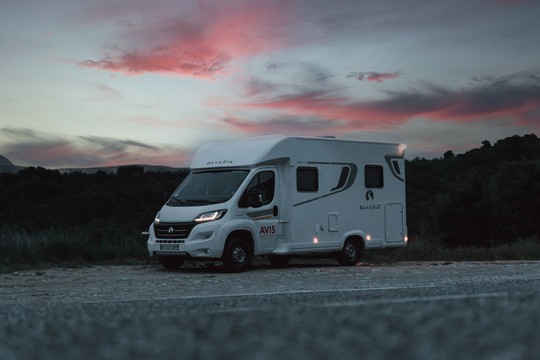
[268,254,290,267]
[158,256,186,270]
[337,238,361,266]
[222,238,252,273]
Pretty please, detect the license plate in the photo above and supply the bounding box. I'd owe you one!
[160,244,179,251]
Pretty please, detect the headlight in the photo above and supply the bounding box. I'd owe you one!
[154,212,161,223]
[194,210,227,223]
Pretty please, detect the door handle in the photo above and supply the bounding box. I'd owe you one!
[273,205,279,217]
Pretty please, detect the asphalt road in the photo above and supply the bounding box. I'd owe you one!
[1,260,539,359]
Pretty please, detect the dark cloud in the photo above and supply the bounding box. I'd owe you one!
[381,71,540,122]
[0,134,102,168]
[265,61,334,84]
[1,127,42,140]
[346,71,400,83]
[79,136,159,152]
[230,70,540,133]
[0,127,187,168]
[222,114,347,135]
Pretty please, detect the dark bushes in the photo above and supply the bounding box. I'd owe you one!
[0,167,188,266]
[407,134,540,247]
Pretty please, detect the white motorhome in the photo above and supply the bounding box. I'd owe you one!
[147,135,407,272]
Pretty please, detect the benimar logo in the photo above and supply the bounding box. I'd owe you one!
[260,225,276,236]
[366,190,374,201]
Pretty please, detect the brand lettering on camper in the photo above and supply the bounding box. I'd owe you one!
[260,225,276,236]
[359,204,381,210]
[206,159,233,165]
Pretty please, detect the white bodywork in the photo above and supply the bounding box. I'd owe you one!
[147,135,407,261]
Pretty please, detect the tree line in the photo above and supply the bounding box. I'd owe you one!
[0,166,189,237]
[0,134,538,262]
[406,134,539,247]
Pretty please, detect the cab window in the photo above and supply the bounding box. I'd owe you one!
[239,171,275,208]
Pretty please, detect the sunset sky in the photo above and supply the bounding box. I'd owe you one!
[1,0,539,168]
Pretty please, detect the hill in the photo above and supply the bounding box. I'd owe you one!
[0,154,181,174]
[57,164,181,174]
[0,155,23,173]
[0,155,13,166]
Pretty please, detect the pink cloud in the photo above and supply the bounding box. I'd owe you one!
[346,71,400,83]
[80,1,290,78]
[243,91,412,130]
[221,71,540,134]
[81,48,231,78]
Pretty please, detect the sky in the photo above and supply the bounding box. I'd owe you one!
[1,0,539,168]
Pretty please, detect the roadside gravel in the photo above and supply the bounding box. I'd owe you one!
[1,260,539,359]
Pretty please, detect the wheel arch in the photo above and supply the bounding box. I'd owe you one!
[341,232,366,250]
[225,229,255,257]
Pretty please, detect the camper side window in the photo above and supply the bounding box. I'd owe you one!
[297,167,318,192]
[365,165,384,188]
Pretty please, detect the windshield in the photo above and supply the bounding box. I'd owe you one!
[167,170,249,206]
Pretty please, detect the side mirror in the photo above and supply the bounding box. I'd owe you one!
[245,188,263,208]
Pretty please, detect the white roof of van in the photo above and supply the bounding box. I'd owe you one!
[190,135,290,169]
[189,134,403,170]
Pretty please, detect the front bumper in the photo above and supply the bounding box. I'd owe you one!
[147,220,225,259]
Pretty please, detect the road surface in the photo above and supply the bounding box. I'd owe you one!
[1,260,539,359]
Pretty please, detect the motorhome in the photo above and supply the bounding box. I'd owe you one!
[147,135,407,272]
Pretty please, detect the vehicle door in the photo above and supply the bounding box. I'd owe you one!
[239,169,279,253]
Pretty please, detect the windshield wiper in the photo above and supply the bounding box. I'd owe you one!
[168,197,218,206]
[184,199,215,205]
[168,196,188,205]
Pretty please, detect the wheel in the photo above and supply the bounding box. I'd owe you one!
[337,238,361,266]
[268,254,290,267]
[158,256,186,270]
[222,238,252,273]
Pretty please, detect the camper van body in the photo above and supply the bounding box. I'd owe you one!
[147,135,407,271]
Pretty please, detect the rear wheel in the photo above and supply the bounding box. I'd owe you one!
[268,254,290,267]
[158,256,186,270]
[222,238,252,273]
[337,238,361,266]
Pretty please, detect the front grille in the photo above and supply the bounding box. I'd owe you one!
[156,239,185,244]
[154,222,196,240]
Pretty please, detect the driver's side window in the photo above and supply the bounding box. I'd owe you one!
[239,171,275,208]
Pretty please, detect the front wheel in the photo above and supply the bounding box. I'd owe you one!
[336,238,361,266]
[222,238,252,273]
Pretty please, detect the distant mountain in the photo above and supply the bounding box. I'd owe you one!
[0,155,13,166]
[0,155,23,173]
[0,155,182,174]
[57,164,182,174]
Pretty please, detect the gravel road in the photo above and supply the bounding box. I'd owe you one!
[1,260,539,360]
